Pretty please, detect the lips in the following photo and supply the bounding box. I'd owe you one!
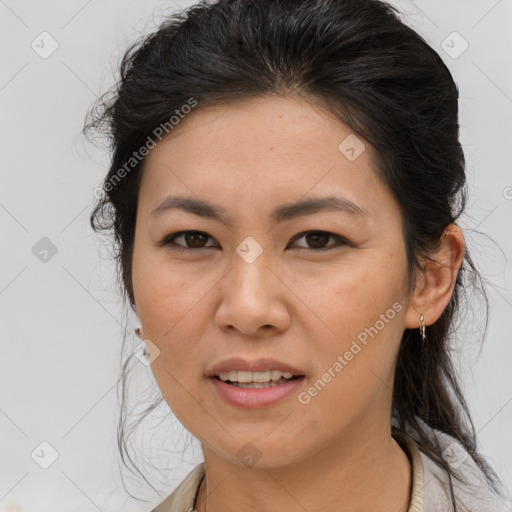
[209,372,305,409]
[206,357,305,378]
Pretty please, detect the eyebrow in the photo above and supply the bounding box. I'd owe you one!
[150,195,370,226]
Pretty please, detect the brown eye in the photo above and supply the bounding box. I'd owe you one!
[183,232,209,248]
[161,230,348,252]
[305,232,330,249]
[162,230,218,250]
[289,231,348,250]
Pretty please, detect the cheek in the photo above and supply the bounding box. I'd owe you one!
[288,248,407,337]
[289,251,407,403]
[131,250,207,384]
[133,245,206,336]
[133,257,211,425]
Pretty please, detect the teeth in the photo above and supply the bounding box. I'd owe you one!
[230,379,289,388]
[219,370,295,383]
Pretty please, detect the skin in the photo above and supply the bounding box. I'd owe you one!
[132,94,465,512]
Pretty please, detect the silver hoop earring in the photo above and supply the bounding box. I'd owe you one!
[419,315,426,342]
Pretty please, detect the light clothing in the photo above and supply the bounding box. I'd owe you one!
[153,429,511,511]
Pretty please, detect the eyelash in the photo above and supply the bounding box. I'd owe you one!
[160,230,350,252]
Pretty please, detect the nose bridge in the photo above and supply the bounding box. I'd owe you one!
[230,242,273,303]
[213,238,285,335]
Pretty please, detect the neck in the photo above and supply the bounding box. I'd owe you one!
[195,429,412,512]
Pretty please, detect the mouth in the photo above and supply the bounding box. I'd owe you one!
[206,357,306,408]
[213,370,305,389]
[209,374,305,409]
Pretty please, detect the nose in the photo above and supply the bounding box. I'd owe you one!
[214,252,291,336]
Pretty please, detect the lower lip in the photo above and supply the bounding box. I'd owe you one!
[209,377,305,409]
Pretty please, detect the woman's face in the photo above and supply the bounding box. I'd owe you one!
[132,94,415,468]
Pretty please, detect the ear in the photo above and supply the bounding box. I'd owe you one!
[135,326,146,339]
[404,223,466,330]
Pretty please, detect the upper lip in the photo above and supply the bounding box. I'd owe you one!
[206,357,305,377]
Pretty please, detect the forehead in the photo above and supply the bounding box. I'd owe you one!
[138,94,393,221]
[144,94,366,165]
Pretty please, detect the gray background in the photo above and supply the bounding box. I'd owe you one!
[1,0,511,510]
